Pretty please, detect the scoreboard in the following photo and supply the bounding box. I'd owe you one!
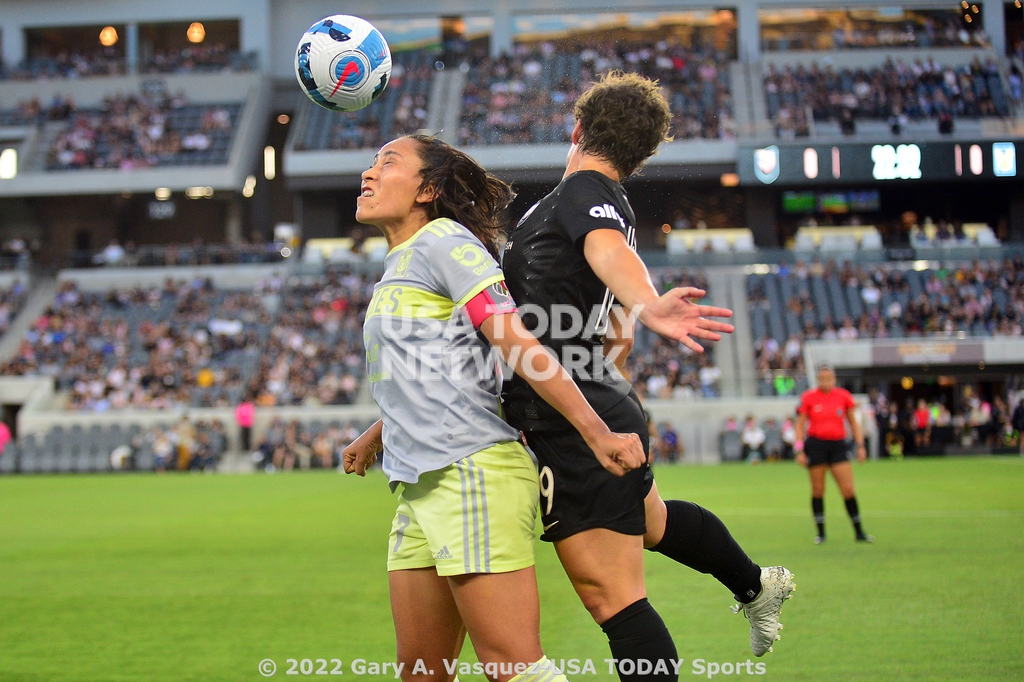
[738,140,1021,186]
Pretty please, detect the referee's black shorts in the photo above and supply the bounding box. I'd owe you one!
[522,390,654,543]
[804,437,851,467]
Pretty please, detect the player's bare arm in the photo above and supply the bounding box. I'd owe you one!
[794,413,809,467]
[602,305,635,375]
[481,311,645,476]
[342,419,383,476]
[583,229,735,353]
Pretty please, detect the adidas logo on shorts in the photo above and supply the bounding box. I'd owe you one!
[433,546,453,560]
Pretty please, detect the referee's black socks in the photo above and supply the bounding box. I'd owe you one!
[650,500,763,603]
[600,598,679,682]
[812,497,825,538]
[844,496,865,537]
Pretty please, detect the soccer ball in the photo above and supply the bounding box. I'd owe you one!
[294,15,392,112]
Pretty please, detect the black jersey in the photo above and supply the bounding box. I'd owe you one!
[501,170,636,429]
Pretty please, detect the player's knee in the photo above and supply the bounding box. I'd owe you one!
[576,584,645,624]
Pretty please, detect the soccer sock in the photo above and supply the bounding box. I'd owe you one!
[812,497,825,537]
[844,496,865,536]
[507,657,567,682]
[650,500,763,603]
[600,599,679,682]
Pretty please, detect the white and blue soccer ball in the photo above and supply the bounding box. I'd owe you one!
[294,15,392,112]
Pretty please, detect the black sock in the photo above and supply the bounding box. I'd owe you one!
[812,497,825,537]
[600,598,679,682]
[845,496,865,536]
[650,500,763,603]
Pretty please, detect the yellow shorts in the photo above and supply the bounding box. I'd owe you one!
[387,441,539,576]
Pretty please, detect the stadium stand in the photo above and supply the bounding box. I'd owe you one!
[68,240,287,269]
[0,280,28,336]
[44,93,240,170]
[458,40,734,146]
[627,268,723,400]
[293,49,434,151]
[0,279,271,410]
[246,270,371,407]
[747,257,1024,394]
[141,44,257,74]
[6,418,229,473]
[252,417,364,471]
[764,57,1010,135]
[760,9,991,52]
[0,44,255,80]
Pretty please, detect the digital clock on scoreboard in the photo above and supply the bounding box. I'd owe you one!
[738,140,1020,186]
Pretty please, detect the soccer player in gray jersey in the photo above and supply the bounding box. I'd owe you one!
[342,135,645,682]
[501,73,795,679]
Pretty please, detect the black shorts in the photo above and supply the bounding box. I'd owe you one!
[804,437,850,467]
[522,391,654,542]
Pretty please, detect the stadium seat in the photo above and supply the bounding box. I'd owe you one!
[0,443,17,474]
[720,431,743,461]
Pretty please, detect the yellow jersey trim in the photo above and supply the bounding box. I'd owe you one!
[455,274,505,308]
[367,284,456,320]
[387,218,460,256]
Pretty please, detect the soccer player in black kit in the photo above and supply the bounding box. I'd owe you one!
[502,73,795,682]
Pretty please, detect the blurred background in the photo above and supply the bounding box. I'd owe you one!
[0,0,1023,473]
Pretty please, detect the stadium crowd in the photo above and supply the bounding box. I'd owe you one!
[0,279,269,410]
[246,271,370,407]
[750,258,1024,395]
[77,238,286,269]
[0,44,253,80]
[458,39,734,146]
[765,57,1010,134]
[627,269,723,400]
[252,418,363,471]
[46,91,237,170]
[870,386,1023,456]
[138,418,228,472]
[0,280,28,337]
[762,15,991,51]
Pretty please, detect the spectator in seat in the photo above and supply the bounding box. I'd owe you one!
[656,422,682,464]
[742,415,766,463]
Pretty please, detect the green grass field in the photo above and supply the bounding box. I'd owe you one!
[1,457,1022,682]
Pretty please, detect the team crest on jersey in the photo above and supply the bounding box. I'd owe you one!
[395,249,413,276]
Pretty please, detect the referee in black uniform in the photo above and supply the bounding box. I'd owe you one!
[502,72,794,680]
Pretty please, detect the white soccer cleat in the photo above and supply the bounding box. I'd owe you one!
[731,566,795,657]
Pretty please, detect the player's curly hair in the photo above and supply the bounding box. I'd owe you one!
[409,134,516,260]
[573,71,673,179]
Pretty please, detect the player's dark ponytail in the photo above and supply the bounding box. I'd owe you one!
[409,134,515,260]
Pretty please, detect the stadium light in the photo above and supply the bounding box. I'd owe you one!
[242,175,257,198]
[187,22,206,44]
[185,186,214,199]
[264,146,276,180]
[99,26,118,47]
[720,173,740,187]
[0,148,17,180]
[277,114,290,125]
[154,187,171,200]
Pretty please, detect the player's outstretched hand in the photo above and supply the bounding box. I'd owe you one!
[638,287,735,353]
[588,431,646,477]
[342,430,382,476]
